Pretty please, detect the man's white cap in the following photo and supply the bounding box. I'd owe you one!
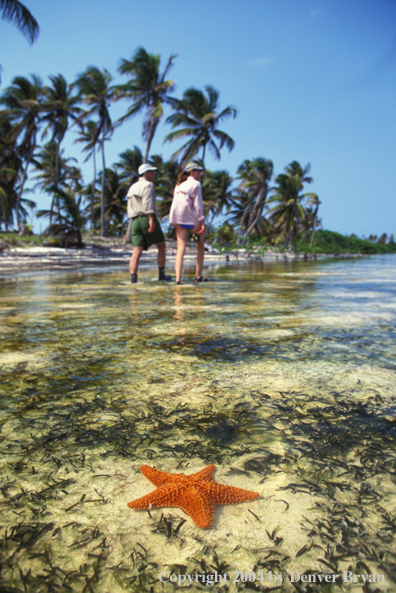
[138,163,157,176]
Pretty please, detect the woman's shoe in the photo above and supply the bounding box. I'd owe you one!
[176,281,183,285]
[194,277,208,283]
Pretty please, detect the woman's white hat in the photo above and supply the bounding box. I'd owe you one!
[185,162,204,172]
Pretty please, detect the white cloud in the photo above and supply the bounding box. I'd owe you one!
[248,57,276,68]
[307,0,327,19]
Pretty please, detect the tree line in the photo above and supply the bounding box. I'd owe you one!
[0,46,321,248]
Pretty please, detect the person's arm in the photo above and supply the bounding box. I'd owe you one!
[148,213,155,233]
[194,182,205,234]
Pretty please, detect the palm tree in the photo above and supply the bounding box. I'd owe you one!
[267,162,316,249]
[117,47,177,163]
[41,74,81,222]
[33,140,78,194]
[0,0,39,42]
[235,158,273,240]
[307,193,321,247]
[285,160,313,186]
[164,86,237,166]
[201,169,234,228]
[0,74,43,229]
[0,110,20,229]
[95,166,128,235]
[116,145,143,184]
[37,187,85,247]
[227,191,252,237]
[74,119,100,230]
[74,67,115,236]
[147,154,179,220]
[0,165,15,229]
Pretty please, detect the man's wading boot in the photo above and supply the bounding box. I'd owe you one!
[159,268,172,281]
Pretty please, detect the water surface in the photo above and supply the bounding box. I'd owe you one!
[0,255,395,592]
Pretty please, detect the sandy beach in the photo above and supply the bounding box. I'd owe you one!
[0,239,307,276]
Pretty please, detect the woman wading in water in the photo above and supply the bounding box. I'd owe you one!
[169,162,207,284]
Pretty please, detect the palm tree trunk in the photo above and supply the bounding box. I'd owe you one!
[144,114,158,163]
[15,142,34,230]
[237,204,250,245]
[309,205,319,248]
[202,143,207,166]
[246,188,267,236]
[91,149,97,230]
[50,137,61,225]
[15,167,27,230]
[101,132,107,237]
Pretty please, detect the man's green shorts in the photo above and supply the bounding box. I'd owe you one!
[131,215,165,250]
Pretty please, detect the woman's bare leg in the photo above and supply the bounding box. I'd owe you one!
[193,224,205,279]
[175,226,189,283]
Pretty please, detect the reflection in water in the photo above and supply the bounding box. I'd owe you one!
[0,255,395,591]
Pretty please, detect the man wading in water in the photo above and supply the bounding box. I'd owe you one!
[127,163,172,283]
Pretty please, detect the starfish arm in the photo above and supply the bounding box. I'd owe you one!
[140,465,176,487]
[203,482,259,505]
[128,482,187,510]
[177,488,216,529]
[128,464,258,529]
[188,464,216,481]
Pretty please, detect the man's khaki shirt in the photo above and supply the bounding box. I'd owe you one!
[127,177,157,219]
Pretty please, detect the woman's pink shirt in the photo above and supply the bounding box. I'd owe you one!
[169,177,205,226]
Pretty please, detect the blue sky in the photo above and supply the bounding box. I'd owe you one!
[1,0,396,237]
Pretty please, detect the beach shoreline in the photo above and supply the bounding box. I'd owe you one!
[0,239,363,278]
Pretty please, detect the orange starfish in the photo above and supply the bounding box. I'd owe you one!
[127,464,259,529]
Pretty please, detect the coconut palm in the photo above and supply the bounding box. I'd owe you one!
[41,74,81,222]
[117,47,177,163]
[33,140,78,194]
[0,165,15,229]
[227,191,252,236]
[164,86,237,166]
[147,154,180,220]
[202,169,234,227]
[0,110,20,228]
[267,162,316,249]
[37,187,85,247]
[74,67,115,236]
[94,166,128,235]
[0,74,43,229]
[116,145,143,184]
[235,158,273,240]
[307,193,321,247]
[74,119,100,229]
[285,160,313,187]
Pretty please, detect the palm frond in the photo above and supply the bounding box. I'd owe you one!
[0,0,39,43]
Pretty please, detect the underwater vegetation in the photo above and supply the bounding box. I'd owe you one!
[0,256,395,591]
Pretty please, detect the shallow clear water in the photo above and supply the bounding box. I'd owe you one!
[0,255,395,592]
